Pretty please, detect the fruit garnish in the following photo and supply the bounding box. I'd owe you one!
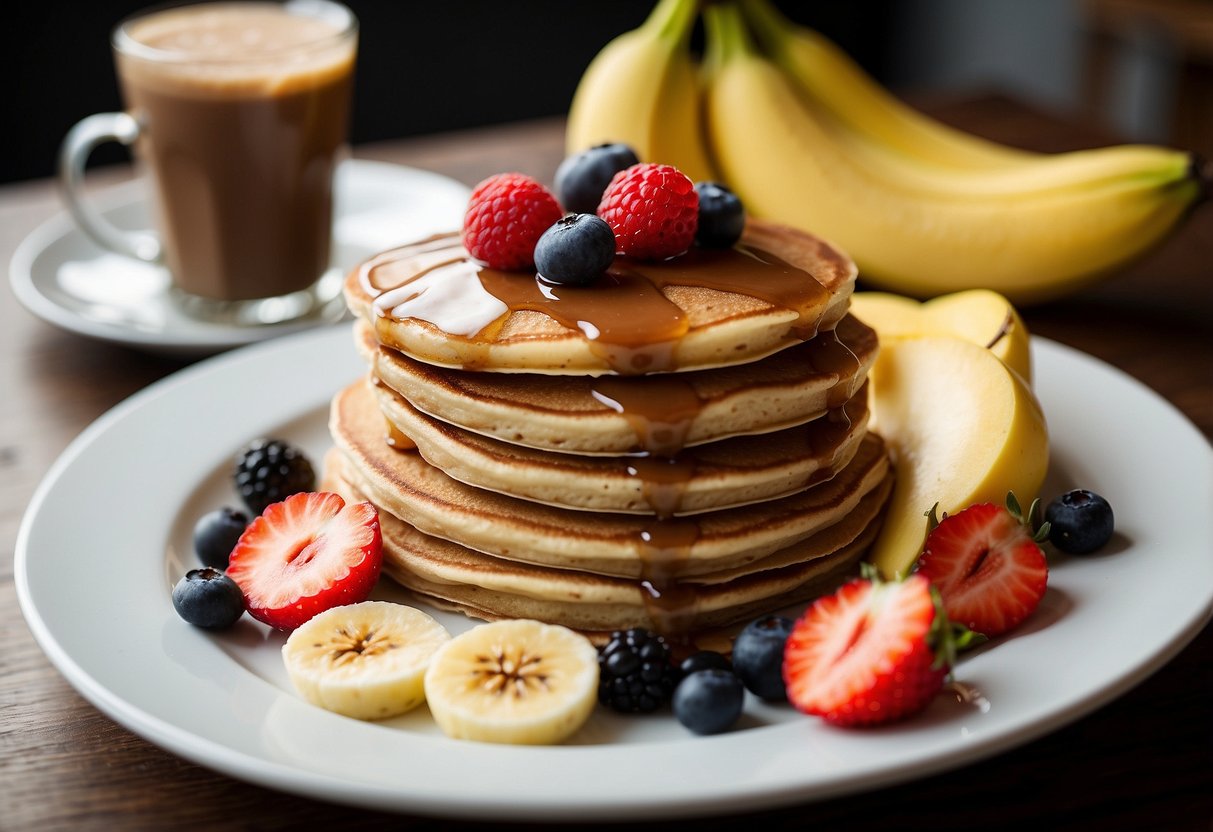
[849,289,1033,386]
[282,601,450,720]
[783,570,962,727]
[423,619,599,745]
[554,142,640,214]
[915,493,1050,638]
[864,336,1049,579]
[171,567,246,630]
[1045,489,1115,554]
[192,506,249,570]
[597,162,698,260]
[731,614,793,701]
[678,649,731,676]
[225,492,382,631]
[693,181,746,248]
[462,172,563,270]
[234,438,316,517]
[534,213,616,286]
[597,627,680,713]
[673,668,745,735]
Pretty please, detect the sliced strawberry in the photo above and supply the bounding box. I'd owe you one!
[226,492,382,631]
[783,573,949,727]
[916,500,1048,638]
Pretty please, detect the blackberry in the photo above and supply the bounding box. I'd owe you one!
[234,438,315,516]
[598,627,680,713]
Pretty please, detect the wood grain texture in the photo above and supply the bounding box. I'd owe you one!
[1,102,1209,832]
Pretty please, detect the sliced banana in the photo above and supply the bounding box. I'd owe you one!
[282,600,450,720]
[423,619,599,745]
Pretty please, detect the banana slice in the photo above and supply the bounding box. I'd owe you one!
[423,619,599,745]
[282,600,450,720]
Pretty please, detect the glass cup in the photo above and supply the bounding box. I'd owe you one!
[59,0,358,324]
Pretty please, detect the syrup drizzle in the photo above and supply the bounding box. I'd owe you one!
[360,232,857,640]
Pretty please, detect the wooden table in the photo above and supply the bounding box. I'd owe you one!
[2,98,1210,831]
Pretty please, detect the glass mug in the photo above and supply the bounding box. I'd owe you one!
[60,0,357,324]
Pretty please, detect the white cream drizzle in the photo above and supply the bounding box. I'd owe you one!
[372,259,508,338]
[357,236,509,338]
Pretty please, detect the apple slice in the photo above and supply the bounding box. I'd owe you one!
[851,289,1033,384]
[867,336,1049,579]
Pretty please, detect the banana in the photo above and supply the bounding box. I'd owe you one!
[282,601,451,720]
[738,0,1035,171]
[702,3,1204,303]
[564,0,716,183]
[423,619,599,745]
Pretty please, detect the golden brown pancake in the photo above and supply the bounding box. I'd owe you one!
[355,313,877,455]
[369,376,871,515]
[344,218,857,375]
[325,459,885,640]
[329,380,892,579]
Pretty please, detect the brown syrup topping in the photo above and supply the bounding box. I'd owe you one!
[364,235,848,640]
[365,235,830,375]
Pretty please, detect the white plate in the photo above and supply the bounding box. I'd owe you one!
[8,160,469,357]
[15,328,1213,821]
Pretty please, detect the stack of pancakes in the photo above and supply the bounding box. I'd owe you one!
[326,218,893,644]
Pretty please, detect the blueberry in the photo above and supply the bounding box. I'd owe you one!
[673,669,745,735]
[534,214,616,286]
[1045,489,1114,553]
[554,143,639,214]
[694,181,745,248]
[172,567,245,629]
[732,614,794,701]
[193,506,249,569]
[679,650,731,677]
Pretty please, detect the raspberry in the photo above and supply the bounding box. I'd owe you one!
[597,163,698,260]
[462,173,563,270]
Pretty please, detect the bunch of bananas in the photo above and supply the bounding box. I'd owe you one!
[565,0,1207,303]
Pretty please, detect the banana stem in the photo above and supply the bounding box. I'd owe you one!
[703,1,757,69]
[737,0,792,56]
[643,0,701,44]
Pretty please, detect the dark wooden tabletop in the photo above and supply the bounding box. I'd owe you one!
[2,97,1210,831]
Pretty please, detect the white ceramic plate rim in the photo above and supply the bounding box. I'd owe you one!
[8,159,469,355]
[15,327,1213,821]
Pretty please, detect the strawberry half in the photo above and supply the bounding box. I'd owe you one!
[226,492,382,631]
[916,496,1049,638]
[783,572,952,727]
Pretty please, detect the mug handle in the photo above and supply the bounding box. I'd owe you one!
[58,112,162,263]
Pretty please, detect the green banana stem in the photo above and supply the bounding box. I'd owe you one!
[737,0,793,57]
[703,1,757,72]
[642,0,701,45]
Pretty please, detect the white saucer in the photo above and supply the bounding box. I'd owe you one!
[8,159,470,357]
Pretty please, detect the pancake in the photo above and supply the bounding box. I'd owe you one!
[344,218,857,375]
[356,312,878,455]
[326,463,881,640]
[329,379,892,578]
[369,376,871,515]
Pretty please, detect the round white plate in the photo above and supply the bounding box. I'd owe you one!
[8,160,469,357]
[15,329,1213,820]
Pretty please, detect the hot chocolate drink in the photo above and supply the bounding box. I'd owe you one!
[114,2,356,301]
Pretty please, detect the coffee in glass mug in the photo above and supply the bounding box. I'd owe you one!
[61,0,357,314]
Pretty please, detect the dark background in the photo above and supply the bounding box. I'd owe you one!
[3,0,895,184]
